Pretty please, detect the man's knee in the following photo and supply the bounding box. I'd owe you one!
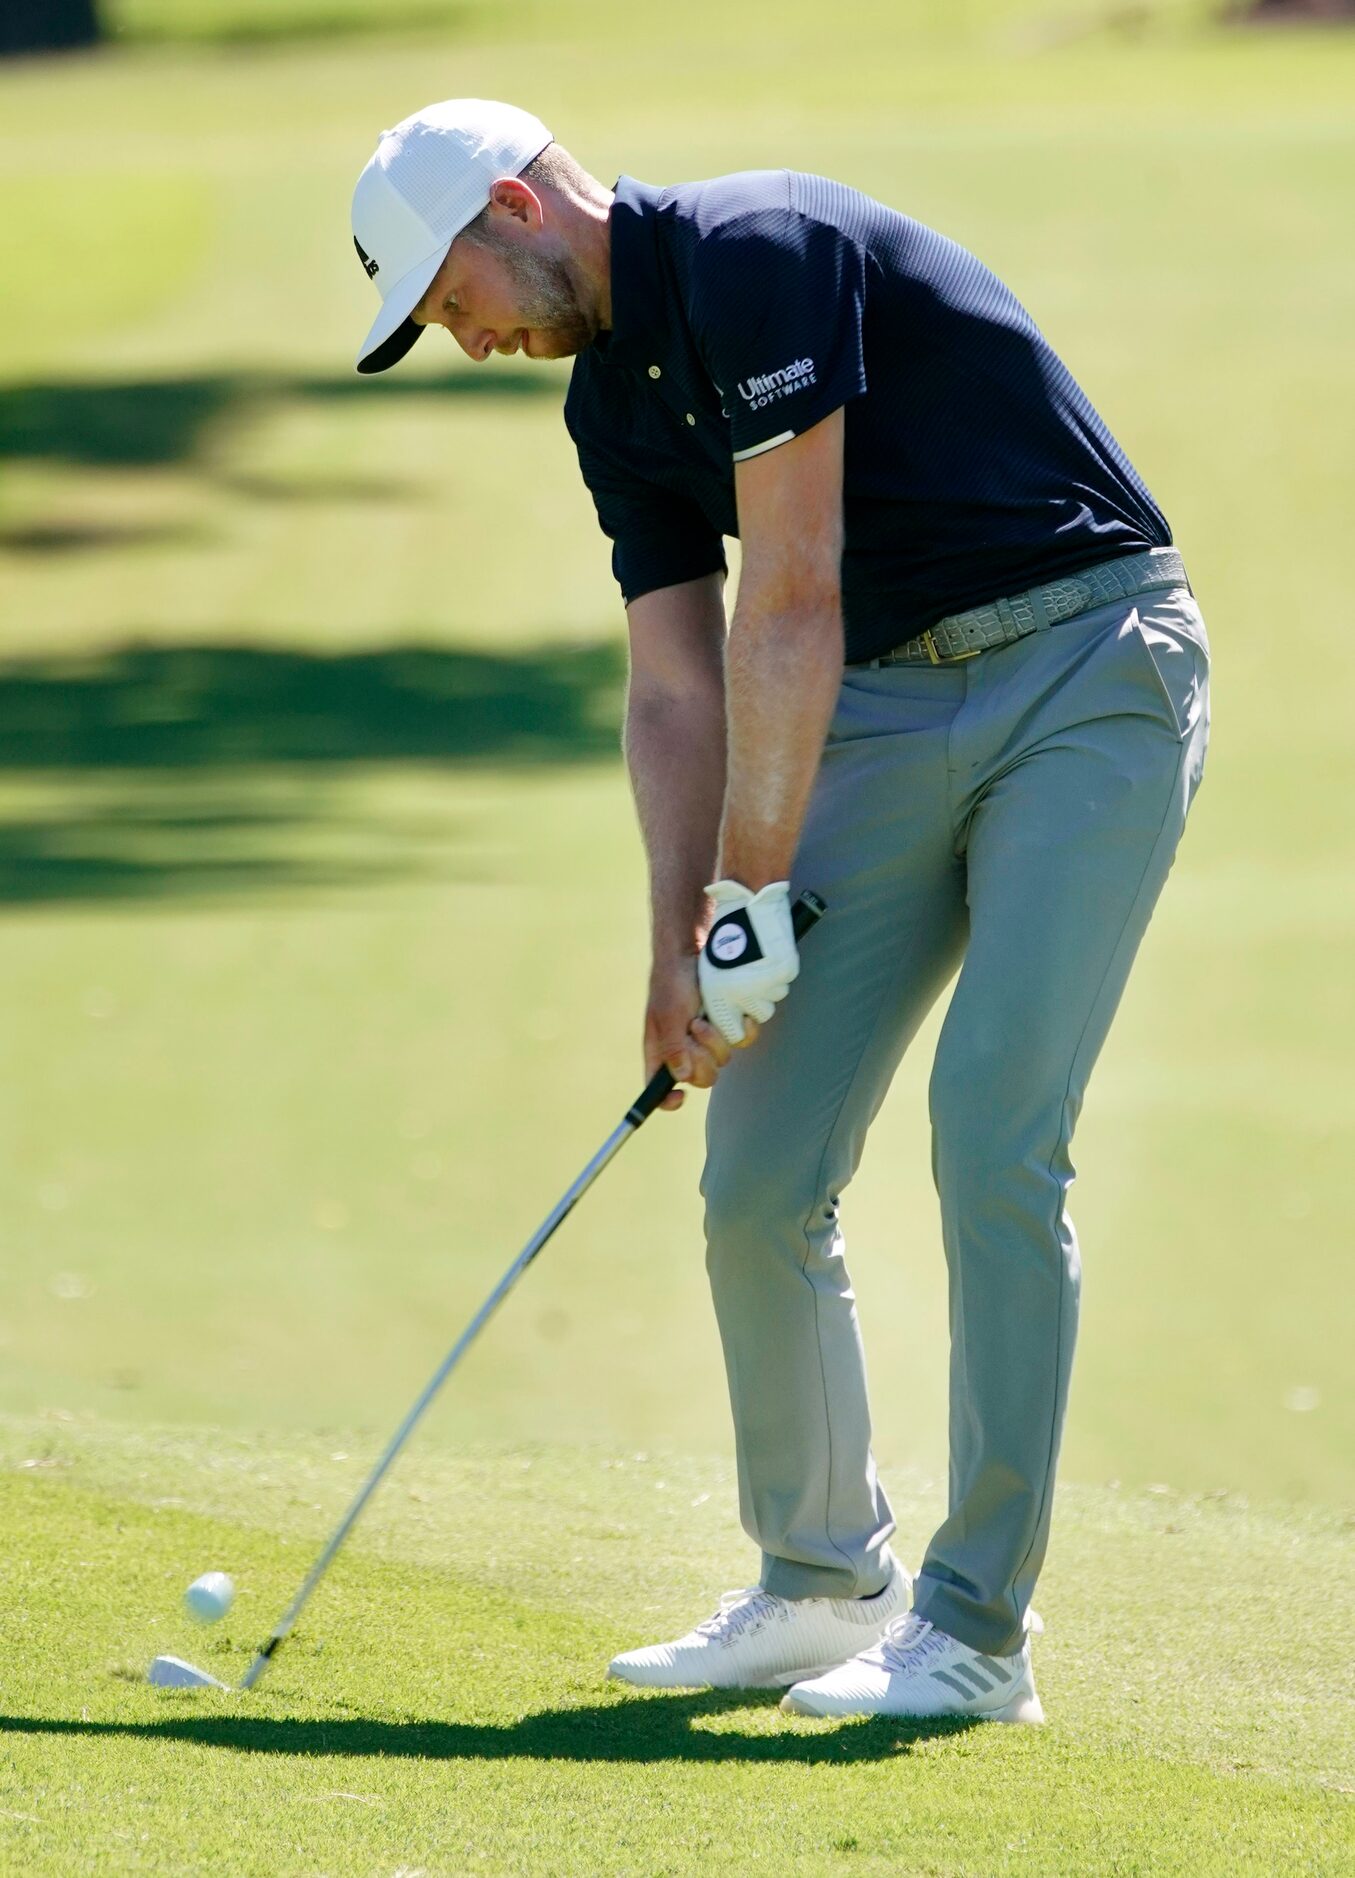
[929,1035,1004,1147]
[701,1144,822,1241]
[928,1038,1075,1213]
[701,1144,837,1282]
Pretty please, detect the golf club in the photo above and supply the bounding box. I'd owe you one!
[149,888,826,1694]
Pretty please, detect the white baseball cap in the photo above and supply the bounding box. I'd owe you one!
[352,98,552,375]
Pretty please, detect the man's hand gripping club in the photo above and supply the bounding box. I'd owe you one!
[643,884,816,1115]
[698,878,799,1042]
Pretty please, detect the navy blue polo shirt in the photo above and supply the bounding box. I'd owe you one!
[564,171,1172,664]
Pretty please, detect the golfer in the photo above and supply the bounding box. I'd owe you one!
[351,100,1210,1723]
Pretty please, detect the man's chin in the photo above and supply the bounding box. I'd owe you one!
[523,324,594,361]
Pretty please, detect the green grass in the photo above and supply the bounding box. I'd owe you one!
[1,1417,1350,1876]
[106,0,491,46]
[0,176,209,381]
[0,17,1350,1497]
[1,10,1353,1872]
[96,1,1228,52]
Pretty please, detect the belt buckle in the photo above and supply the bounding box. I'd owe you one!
[922,626,980,666]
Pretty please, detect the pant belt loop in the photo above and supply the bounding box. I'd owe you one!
[1025,583,1055,636]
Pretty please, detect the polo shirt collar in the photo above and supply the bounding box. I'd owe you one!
[601,175,671,369]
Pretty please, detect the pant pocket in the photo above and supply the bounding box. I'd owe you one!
[1129,598,1211,742]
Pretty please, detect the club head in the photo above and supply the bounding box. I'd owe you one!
[148,1654,230,1690]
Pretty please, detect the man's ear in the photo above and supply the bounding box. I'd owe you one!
[486,175,544,230]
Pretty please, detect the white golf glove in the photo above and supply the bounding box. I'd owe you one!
[697,879,800,1046]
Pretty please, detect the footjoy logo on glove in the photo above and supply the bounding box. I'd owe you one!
[737,357,816,413]
[707,910,764,969]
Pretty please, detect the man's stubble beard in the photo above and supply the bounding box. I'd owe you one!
[473,229,597,359]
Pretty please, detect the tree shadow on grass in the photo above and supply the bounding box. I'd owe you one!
[0,520,209,556]
[0,640,624,770]
[126,0,489,50]
[0,639,624,905]
[0,370,558,472]
[0,795,452,906]
[0,1695,977,1765]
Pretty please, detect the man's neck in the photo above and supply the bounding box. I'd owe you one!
[558,183,616,332]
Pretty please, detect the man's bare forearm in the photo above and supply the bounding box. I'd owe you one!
[718,590,843,891]
[718,409,847,891]
[624,683,726,964]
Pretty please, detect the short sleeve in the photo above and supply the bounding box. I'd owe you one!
[689,209,868,463]
[571,430,727,606]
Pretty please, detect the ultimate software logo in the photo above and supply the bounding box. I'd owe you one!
[737,356,816,412]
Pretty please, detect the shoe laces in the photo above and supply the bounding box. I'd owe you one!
[870,1611,948,1673]
[695,1587,783,1645]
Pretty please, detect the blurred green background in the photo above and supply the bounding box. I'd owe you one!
[1,0,1351,1506]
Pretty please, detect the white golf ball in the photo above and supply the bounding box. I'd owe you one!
[183,1571,235,1624]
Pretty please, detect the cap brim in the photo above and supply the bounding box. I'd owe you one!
[355,245,447,375]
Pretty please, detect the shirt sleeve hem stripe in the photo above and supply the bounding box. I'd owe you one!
[731,430,796,463]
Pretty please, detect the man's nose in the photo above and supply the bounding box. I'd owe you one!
[439,314,496,363]
[462,330,498,362]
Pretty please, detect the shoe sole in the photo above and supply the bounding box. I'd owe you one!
[780,1686,1045,1723]
[607,1656,854,1692]
[606,1562,913,1693]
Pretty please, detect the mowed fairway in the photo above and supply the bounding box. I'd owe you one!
[1,1418,1351,1876]
[1,4,1353,1871]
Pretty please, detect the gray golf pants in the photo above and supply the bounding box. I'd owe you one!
[701,583,1210,1656]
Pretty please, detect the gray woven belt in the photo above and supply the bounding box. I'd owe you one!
[858,547,1189,668]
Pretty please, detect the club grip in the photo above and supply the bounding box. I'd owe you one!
[625,889,827,1128]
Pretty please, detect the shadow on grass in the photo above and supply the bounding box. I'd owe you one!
[124,0,489,50]
[0,1695,977,1765]
[0,640,624,771]
[0,520,208,556]
[0,639,623,904]
[0,799,440,906]
[0,369,558,471]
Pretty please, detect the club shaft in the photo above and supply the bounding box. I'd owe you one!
[239,1113,637,1689]
[237,889,827,1691]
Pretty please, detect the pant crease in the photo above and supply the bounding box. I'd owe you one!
[791,911,955,1593]
[1005,729,1197,1619]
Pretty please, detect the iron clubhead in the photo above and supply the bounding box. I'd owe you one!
[148,1654,230,1690]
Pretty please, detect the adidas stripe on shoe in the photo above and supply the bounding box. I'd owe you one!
[780,1611,1044,1723]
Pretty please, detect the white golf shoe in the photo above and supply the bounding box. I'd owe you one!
[606,1556,911,1690]
[780,1611,1044,1723]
